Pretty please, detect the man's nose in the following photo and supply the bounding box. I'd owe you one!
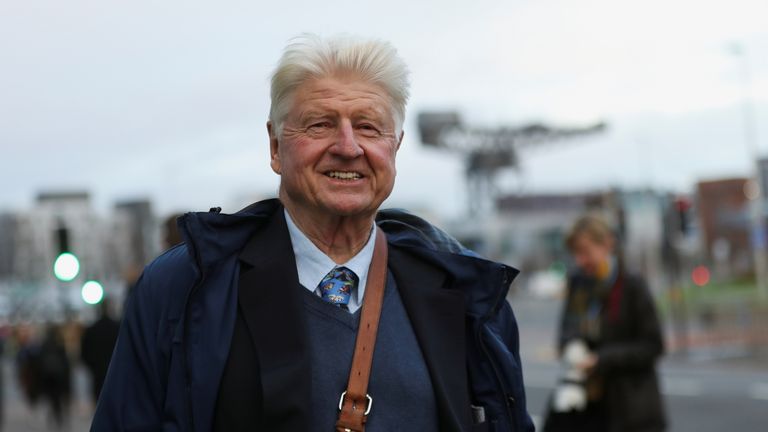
[329,120,364,158]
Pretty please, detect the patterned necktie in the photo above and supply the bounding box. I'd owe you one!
[318,266,358,310]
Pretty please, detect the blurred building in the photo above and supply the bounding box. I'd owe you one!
[446,188,673,295]
[696,178,753,278]
[0,191,160,321]
[758,158,768,202]
[494,191,621,268]
[15,191,110,283]
[112,199,159,276]
[13,192,112,317]
[0,213,18,280]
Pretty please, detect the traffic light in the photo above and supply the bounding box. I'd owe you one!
[53,225,80,282]
[81,280,104,305]
[53,253,80,281]
[56,226,70,253]
[674,197,692,235]
[691,265,711,287]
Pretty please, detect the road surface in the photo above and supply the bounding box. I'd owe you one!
[512,290,768,431]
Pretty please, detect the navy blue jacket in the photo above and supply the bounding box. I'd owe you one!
[92,199,534,431]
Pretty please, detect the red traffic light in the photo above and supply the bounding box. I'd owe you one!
[691,265,710,287]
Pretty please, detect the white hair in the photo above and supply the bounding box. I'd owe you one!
[269,34,411,135]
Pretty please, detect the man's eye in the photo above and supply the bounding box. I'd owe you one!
[309,122,331,129]
[359,124,380,134]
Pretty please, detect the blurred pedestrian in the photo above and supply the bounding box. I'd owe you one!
[0,324,9,430]
[37,324,72,430]
[81,300,120,404]
[543,214,666,432]
[92,34,534,431]
[15,324,40,409]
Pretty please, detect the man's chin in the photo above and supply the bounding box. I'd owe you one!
[320,199,378,219]
[325,205,373,218]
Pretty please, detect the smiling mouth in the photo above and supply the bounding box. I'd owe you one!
[325,171,363,180]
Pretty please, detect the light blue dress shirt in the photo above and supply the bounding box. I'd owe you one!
[284,209,376,314]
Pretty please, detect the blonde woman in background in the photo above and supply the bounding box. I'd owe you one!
[544,215,667,432]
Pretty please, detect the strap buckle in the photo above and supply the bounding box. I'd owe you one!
[338,390,373,416]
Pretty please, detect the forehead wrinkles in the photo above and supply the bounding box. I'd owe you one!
[291,80,394,124]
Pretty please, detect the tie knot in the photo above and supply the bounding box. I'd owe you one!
[318,266,358,308]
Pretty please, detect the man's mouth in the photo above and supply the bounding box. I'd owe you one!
[325,171,363,180]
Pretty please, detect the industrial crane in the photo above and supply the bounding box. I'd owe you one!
[417,111,607,215]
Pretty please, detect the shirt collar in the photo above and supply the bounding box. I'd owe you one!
[284,209,376,305]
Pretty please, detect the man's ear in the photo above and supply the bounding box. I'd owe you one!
[396,130,404,151]
[267,121,281,174]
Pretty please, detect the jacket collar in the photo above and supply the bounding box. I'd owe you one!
[236,207,312,431]
[178,198,519,326]
[177,199,280,270]
[376,215,519,321]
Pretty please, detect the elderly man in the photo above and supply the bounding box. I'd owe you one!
[92,35,533,432]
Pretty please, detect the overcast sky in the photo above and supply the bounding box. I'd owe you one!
[2,0,767,218]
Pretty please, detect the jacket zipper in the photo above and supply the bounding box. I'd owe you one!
[180,225,207,432]
[182,277,203,431]
[477,265,517,430]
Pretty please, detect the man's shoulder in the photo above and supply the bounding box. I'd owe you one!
[380,212,519,320]
[377,209,473,257]
[130,243,200,314]
[145,243,198,281]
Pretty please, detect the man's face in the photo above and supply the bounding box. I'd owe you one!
[269,75,402,219]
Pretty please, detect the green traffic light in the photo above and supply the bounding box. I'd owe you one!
[81,280,104,305]
[53,252,80,281]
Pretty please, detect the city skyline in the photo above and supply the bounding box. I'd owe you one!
[2,0,768,218]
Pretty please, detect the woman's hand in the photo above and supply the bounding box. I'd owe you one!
[575,353,598,372]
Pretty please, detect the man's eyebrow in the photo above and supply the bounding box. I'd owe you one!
[297,105,391,123]
[354,107,390,121]
[298,109,335,121]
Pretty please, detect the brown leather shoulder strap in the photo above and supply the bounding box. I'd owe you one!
[335,227,388,432]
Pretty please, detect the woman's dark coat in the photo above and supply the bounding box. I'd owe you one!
[557,270,667,432]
